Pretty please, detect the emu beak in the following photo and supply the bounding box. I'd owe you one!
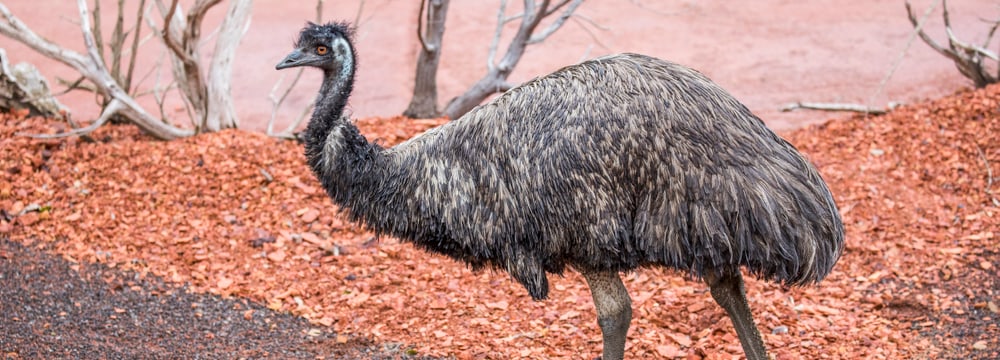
[276,49,307,70]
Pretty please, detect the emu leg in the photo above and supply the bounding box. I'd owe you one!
[580,269,632,360]
[705,270,768,360]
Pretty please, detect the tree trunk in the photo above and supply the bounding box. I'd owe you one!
[403,0,450,119]
[205,0,252,131]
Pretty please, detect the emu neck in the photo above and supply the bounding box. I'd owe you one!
[304,68,354,147]
[302,67,393,217]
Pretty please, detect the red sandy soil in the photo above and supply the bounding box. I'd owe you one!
[1,1,998,132]
[1,83,998,358]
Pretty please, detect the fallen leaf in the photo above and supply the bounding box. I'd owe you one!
[686,302,706,313]
[64,212,81,222]
[301,209,320,223]
[267,250,287,262]
[558,310,580,320]
[317,317,334,326]
[217,277,233,290]
[347,292,370,307]
[486,301,509,310]
[667,332,693,347]
[656,344,685,358]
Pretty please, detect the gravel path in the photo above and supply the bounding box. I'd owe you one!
[0,238,435,360]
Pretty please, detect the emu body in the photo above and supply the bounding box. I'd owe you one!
[278,22,845,360]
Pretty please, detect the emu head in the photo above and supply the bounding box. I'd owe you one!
[275,22,355,73]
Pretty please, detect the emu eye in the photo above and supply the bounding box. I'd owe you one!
[316,45,328,55]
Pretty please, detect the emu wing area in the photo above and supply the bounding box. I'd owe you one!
[389,54,843,299]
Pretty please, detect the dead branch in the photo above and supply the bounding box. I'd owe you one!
[0,1,193,140]
[417,0,431,52]
[528,0,583,44]
[970,138,999,207]
[443,0,585,120]
[780,102,890,115]
[486,0,508,72]
[125,0,147,93]
[18,99,124,139]
[906,0,998,88]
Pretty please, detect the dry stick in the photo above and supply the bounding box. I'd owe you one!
[416,0,431,52]
[125,0,147,93]
[487,0,509,72]
[780,102,887,115]
[17,99,124,139]
[942,0,999,62]
[528,0,582,44]
[972,141,997,205]
[129,34,167,100]
[92,0,104,65]
[110,0,126,86]
[906,0,996,87]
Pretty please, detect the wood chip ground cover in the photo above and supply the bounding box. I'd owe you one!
[1,85,998,359]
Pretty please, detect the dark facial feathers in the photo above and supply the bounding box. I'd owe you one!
[295,21,355,48]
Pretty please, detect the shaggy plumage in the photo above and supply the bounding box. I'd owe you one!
[278,22,845,360]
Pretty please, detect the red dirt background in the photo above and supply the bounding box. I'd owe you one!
[1,1,998,131]
[2,1,1000,359]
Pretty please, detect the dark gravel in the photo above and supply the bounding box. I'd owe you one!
[0,237,438,359]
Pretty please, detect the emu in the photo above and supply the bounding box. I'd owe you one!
[276,22,844,360]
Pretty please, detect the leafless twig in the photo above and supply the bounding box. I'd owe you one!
[487,0,509,72]
[416,0,432,52]
[781,102,891,115]
[972,141,1000,206]
[528,0,583,44]
[906,0,998,88]
[17,98,124,139]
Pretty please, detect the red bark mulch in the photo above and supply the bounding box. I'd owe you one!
[1,85,998,359]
